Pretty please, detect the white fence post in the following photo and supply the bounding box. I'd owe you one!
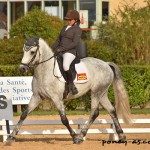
[1,120,7,142]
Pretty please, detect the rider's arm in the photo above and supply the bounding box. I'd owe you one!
[51,34,61,51]
[52,26,66,51]
[63,28,82,51]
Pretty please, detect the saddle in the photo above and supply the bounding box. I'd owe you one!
[56,52,89,98]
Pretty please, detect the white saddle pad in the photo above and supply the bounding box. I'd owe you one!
[54,60,89,83]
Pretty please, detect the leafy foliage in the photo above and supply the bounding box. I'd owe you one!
[9,7,64,40]
[97,0,150,64]
[121,65,150,108]
[0,38,24,65]
[0,65,32,76]
[86,40,113,62]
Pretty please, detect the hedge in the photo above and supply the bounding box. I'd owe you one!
[0,65,149,109]
[0,39,113,65]
[121,65,150,108]
[0,65,32,76]
[0,38,24,65]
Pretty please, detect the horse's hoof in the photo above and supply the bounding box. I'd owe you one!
[119,135,126,142]
[6,136,16,142]
[73,134,84,145]
[73,139,83,145]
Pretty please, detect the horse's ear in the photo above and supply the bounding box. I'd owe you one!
[24,34,30,40]
[34,35,40,44]
[35,35,40,40]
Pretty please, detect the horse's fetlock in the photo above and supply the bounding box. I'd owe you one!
[71,132,76,138]
[117,129,123,134]
[6,135,16,142]
[81,128,87,137]
[14,128,19,135]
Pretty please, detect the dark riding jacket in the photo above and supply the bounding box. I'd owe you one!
[52,24,82,56]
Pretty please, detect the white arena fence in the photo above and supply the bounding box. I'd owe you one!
[0,118,150,142]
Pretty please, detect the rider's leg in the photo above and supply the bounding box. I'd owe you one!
[63,53,78,95]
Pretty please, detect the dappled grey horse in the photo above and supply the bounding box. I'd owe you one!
[7,35,132,144]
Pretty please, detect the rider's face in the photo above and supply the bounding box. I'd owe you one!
[67,19,76,26]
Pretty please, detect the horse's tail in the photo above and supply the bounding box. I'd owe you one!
[108,62,132,123]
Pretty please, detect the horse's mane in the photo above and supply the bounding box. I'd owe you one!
[39,38,55,53]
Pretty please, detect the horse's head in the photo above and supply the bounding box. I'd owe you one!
[20,34,40,72]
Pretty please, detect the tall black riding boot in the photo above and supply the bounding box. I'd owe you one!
[65,70,78,95]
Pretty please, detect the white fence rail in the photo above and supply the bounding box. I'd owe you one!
[0,118,150,142]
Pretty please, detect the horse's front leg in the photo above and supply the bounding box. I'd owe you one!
[6,94,41,142]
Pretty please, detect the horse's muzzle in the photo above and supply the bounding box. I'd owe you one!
[19,64,29,73]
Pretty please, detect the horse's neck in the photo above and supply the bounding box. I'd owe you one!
[34,39,55,81]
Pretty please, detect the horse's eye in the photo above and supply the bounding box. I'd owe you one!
[31,51,35,55]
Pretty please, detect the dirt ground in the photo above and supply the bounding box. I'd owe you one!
[0,114,150,150]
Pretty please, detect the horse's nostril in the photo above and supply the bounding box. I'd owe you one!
[19,66,25,72]
[21,67,25,72]
[19,65,28,73]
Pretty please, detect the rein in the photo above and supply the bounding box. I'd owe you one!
[36,54,55,65]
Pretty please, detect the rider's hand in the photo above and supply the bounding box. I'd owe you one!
[56,48,62,53]
[54,49,62,56]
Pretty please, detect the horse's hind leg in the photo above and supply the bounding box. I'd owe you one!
[99,93,126,141]
[58,111,77,143]
[75,92,100,144]
[6,95,41,142]
[52,97,77,144]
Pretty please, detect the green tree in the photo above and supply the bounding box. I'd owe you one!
[97,0,150,65]
[10,7,64,41]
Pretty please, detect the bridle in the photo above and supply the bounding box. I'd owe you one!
[20,40,61,79]
[21,43,56,69]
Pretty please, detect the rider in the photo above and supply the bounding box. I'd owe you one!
[52,10,82,95]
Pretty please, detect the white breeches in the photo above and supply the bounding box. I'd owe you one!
[63,53,75,71]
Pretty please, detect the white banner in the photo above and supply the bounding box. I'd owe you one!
[0,94,13,120]
[0,77,33,105]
